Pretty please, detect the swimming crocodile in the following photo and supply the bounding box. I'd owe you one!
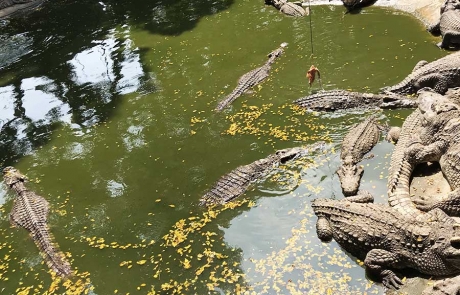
[266,0,307,16]
[216,43,287,111]
[337,115,380,196]
[3,167,72,277]
[312,196,460,289]
[381,51,460,95]
[200,143,323,205]
[428,0,460,49]
[293,90,417,112]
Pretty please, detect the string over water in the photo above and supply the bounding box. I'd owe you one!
[305,1,324,90]
[307,0,314,55]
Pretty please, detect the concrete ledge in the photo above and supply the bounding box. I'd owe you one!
[305,0,443,27]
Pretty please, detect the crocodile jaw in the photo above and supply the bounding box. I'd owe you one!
[337,164,364,196]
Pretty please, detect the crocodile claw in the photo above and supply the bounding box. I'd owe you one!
[413,196,436,211]
[405,145,420,158]
[381,270,403,289]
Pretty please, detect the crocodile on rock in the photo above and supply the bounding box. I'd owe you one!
[312,196,460,289]
[337,115,380,196]
[3,167,72,277]
[387,88,460,219]
[216,43,287,111]
[266,0,307,16]
[381,51,460,95]
[403,89,460,216]
[428,0,460,49]
[200,143,323,205]
[387,108,424,220]
[293,90,417,112]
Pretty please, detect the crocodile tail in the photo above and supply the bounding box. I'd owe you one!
[387,110,424,219]
[215,90,240,112]
[34,228,72,277]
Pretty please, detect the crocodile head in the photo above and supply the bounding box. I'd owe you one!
[417,88,460,143]
[267,43,287,60]
[275,147,305,164]
[441,0,460,13]
[2,166,26,186]
[336,161,364,196]
[275,142,324,164]
[437,233,460,269]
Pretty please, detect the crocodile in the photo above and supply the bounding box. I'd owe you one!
[312,197,460,289]
[3,167,72,277]
[387,88,460,219]
[403,89,460,216]
[381,51,460,95]
[293,90,417,112]
[200,143,323,205]
[337,115,380,196]
[266,0,307,16]
[386,127,401,144]
[387,108,424,220]
[215,43,287,111]
[428,0,460,49]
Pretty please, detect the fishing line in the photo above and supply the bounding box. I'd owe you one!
[307,0,314,55]
[306,1,324,90]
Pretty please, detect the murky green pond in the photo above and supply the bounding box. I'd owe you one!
[0,0,448,294]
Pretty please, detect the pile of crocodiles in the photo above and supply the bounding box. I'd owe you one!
[311,88,460,294]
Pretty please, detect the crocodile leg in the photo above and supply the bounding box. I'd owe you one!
[345,190,374,203]
[415,208,457,224]
[386,127,401,144]
[364,249,404,289]
[406,141,448,164]
[316,217,333,242]
[427,21,441,36]
[415,74,449,94]
[413,60,429,72]
[414,188,460,215]
[440,31,460,49]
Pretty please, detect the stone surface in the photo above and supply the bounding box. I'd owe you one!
[307,0,443,26]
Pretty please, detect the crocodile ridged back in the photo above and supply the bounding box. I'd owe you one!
[387,110,423,218]
[341,115,380,164]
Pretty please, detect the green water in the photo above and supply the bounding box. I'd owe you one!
[0,1,448,294]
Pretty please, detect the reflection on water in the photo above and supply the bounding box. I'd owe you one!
[0,25,147,165]
[0,33,33,69]
[0,1,449,294]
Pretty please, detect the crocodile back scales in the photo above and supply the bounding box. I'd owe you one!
[387,110,424,219]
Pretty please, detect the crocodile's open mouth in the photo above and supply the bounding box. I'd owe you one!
[451,237,460,250]
[279,153,300,164]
